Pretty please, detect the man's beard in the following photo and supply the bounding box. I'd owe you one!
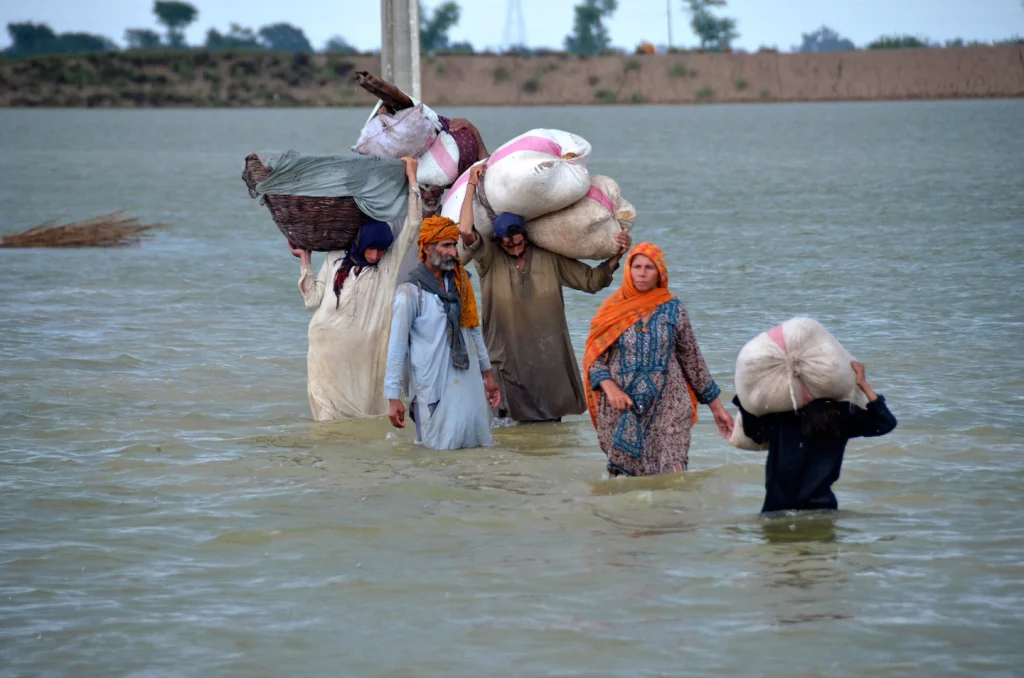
[429,250,458,271]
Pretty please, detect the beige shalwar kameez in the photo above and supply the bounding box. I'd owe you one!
[466,235,616,422]
[297,184,422,421]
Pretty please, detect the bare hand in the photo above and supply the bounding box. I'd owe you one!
[388,399,405,428]
[614,229,632,254]
[483,372,501,409]
[601,380,634,412]
[851,361,866,385]
[468,163,486,186]
[448,118,473,132]
[402,156,418,183]
[709,399,734,439]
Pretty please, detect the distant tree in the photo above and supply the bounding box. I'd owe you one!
[258,23,313,53]
[324,35,359,54]
[5,22,116,56]
[124,28,163,50]
[153,1,198,48]
[684,0,738,51]
[5,22,57,55]
[868,35,929,50]
[205,24,263,51]
[447,40,474,54]
[420,1,461,53]
[564,0,618,55]
[797,26,855,52]
[996,35,1024,45]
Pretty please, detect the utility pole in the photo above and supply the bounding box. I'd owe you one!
[380,0,421,99]
[667,0,673,50]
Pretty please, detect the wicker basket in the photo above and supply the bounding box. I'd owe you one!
[242,153,367,252]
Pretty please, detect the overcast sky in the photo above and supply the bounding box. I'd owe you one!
[2,0,1022,52]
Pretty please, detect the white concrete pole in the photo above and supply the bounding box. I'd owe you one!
[380,0,421,100]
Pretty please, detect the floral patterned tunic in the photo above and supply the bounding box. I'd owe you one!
[587,299,721,476]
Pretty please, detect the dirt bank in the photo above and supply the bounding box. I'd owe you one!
[1,46,1022,108]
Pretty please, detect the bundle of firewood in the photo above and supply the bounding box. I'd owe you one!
[0,212,167,248]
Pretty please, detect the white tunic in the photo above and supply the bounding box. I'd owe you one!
[298,185,422,421]
[384,279,494,450]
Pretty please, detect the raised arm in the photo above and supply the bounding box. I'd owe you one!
[448,118,489,160]
[381,157,424,284]
[554,230,631,293]
[457,164,485,248]
[291,242,327,311]
[673,304,733,438]
[842,362,898,438]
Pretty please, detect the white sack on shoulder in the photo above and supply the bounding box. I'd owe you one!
[526,175,636,260]
[441,129,592,224]
[416,131,461,187]
[353,103,438,159]
[735,317,859,417]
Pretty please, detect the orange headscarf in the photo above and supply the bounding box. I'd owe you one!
[582,242,698,428]
[417,216,479,328]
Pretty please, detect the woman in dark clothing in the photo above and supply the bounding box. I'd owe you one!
[734,361,897,514]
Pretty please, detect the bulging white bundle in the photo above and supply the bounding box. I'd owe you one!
[525,175,635,260]
[352,103,438,160]
[442,128,592,236]
[415,131,460,187]
[734,317,861,417]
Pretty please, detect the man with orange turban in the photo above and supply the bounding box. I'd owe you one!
[384,215,502,449]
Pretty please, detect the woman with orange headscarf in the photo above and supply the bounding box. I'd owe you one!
[583,244,734,476]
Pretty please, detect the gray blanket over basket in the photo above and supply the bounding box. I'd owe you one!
[254,151,409,223]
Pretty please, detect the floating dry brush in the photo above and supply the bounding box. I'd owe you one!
[0,212,168,248]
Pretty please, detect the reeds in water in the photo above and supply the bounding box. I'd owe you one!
[0,212,168,248]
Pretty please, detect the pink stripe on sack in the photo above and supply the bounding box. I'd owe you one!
[585,185,615,213]
[429,137,459,184]
[447,135,564,196]
[766,324,814,406]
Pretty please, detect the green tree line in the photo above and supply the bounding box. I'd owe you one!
[3,0,1022,59]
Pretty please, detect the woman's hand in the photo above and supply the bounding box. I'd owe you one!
[851,361,879,402]
[468,163,486,187]
[600,380,634,412]
[402,156,418,184]
[288,241,312,267]
[709,398,734,439]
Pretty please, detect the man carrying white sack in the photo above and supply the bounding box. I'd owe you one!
[384,215,502,450]
[456,165,632,423]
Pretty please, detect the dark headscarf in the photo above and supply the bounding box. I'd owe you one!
[334,219,394,305]
[493,212,526,239]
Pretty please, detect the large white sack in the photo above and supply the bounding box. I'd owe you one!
[415,131,460,187]
[734,317,859,416]
[353,103,437,159]
[525,176,636,260]
[441,129,592,224]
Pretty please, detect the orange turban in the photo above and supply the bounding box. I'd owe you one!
[582,242,697,428]
[418,216,479,328]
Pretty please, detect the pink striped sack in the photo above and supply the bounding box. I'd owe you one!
[734,317,866,418]
[442,129,592,237]
[415,131,461,187]
[524,176,635,260]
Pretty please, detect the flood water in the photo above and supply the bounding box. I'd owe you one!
[1,101,1023,676]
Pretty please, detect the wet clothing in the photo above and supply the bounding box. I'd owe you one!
[733,395,898,513]
[298,186,421,421]
[588,300,720,476]
[466,233,615,422]
[384,277,493,450]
